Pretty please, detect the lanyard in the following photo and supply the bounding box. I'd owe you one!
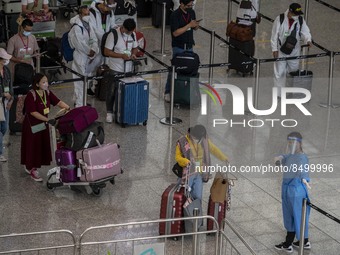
[182,13,190,24]
[36,90,47,108]
[121,32,129,50]
[19,35,29,53]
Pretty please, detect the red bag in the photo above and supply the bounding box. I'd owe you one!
[226,21,253,42]
[135,31,146,57]
[57,106,98,135]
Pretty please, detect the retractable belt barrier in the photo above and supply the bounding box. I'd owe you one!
[260,52,328,63]
[334,51,340,56]
[313,0,340,13]
[307,201,340,224]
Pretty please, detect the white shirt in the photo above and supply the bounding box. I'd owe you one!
[21,0,48,5]
[105,29,138,72]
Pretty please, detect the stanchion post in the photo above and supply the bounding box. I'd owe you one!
[319,51,340,108]
[254,58,260,110]
[153,2,170,56]
[192,208,199,255]
[160,66,182,125]
[209,30,215,85]
[227,0,232,24]
[304,0,310,23]
[298,199,307,255]
[36,49,41,73]
[83,76,88,106]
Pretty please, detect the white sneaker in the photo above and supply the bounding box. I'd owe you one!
[0,155,7,162]
[106,113,113,123]
[164,93,170,103]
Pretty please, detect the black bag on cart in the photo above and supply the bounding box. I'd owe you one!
[152,0,173,27]
[38,38,62,67]
[13,63,34,95]
[136,0,152,17]
[228,37,254,76]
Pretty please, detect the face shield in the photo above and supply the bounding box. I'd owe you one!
[286,136,302,154]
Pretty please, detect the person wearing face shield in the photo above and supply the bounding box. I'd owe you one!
[274,132,311,253]
[175,125,229,202]
[7,19,39,71]
[0,49,14,163]
[68,5,99,108]
[21,73,70,182]
[271,3,312,98]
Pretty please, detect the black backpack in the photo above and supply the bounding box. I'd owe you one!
[171,51,200,76]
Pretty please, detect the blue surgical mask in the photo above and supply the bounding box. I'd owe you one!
[23,31,31,37]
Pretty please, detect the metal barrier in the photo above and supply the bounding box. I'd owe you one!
[298,199,340,255]
[220,219,257,255]
[0,229,77,254]
[78,215,220,255]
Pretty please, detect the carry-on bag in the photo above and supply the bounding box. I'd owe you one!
[77,143,121,182]
[95,64,111,101]
[152,0,173,27]
[115,77,149,127]
[159,183,186,236]
[173,74,201,107]
[183,196,203,233]
[57,106,98,135]
[207,195,227,230]
[136,0,152,17]
[55,148,78,182]
[63,121,105,151]
[226,21,253,42]
[228,37,255,76]
[9,96,23,134]
[171,51,200,76]
[287,46,313,99]
[13,63,34,95]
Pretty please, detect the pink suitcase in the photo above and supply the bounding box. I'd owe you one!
[55,148,78,182]
[57,106,98,135]
[76,143,121,182]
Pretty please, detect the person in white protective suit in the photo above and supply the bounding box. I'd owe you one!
[69,5,99,107]
[271,3,312,97]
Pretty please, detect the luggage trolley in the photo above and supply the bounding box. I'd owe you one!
[46,110,123,196]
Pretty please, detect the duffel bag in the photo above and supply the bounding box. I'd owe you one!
[226,21,253,42]
[63,122,105,151]
[57,106,98,135]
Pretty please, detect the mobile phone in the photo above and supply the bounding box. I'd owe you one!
[196,19,203,22]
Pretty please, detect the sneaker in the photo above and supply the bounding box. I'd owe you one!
[87,88,95,96]
[164,93,170,103]
[24,167,31,174]
[293,241,311,250]
[106,113,113,123]
[0,155,7,162]
[274,242,293,253]
[30,169,43,182]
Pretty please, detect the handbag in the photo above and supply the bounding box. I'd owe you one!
[226,21,253,42]
[0,101,5,122]
[172,163,183,178]
[280,23,298,55]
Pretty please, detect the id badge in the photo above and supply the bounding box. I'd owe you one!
[123,49,131,56]
[4,87,9,93]
[43,108,49,115]
[284,31,290,37]
[24,54,31,59]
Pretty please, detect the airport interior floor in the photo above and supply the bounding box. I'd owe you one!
[1,0,340,254]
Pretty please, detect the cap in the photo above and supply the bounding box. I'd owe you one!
[289,3,303,15]
[180,0,192,5]
[0,48,12,60]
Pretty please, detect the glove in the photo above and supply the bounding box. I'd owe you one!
[302,179,311,190]
[47,119,57,126]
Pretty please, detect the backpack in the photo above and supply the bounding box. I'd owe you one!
[101,29,136,57]
[61,24,83,62]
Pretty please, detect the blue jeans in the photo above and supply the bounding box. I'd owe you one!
[179,173,203,201]
[165,47,193,94]
[0,109,9,155]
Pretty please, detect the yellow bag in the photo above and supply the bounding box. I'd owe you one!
[210,177,229,203]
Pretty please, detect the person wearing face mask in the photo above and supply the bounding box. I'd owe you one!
[274,132,311,253]
[68,5,99,108]
[7,18,39,70]
[271,3,312,98]
[0,49,14,162]
[21,73,70,182]
[103,18,138,123]
[163,0,200,103]
[175,124,229,202]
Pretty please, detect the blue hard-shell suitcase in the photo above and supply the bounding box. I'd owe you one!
[115,77,149,128]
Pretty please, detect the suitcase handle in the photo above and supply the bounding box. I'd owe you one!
[300,44,310,73]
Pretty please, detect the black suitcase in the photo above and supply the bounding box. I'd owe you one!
[13,63,34,95]
[152,0,173,28]
[228,37,255,76]
[172,51,200,76]
[136,0,152,17]
[95,64,111,101]
[174,74,201,107]
[9,96,22,134]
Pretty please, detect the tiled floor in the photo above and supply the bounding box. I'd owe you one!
[0,0,340,254]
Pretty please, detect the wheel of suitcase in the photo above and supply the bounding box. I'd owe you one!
[91,186,102,197]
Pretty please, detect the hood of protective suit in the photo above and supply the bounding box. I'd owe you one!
[70,15,84,27]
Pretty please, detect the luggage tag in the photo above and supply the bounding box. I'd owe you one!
[55,167,60,180]
[77,167,82,177]
[284,31,290,37]
[183,197,193,208]
[43,108,49,115]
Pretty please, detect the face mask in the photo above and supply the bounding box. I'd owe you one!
[123,32,131,37]
[107,3,116,8]
[82,15,91,23]
[40,81,48,90]
[292,15,299,21]
[3,59,9,66]
[23,31,31,37]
